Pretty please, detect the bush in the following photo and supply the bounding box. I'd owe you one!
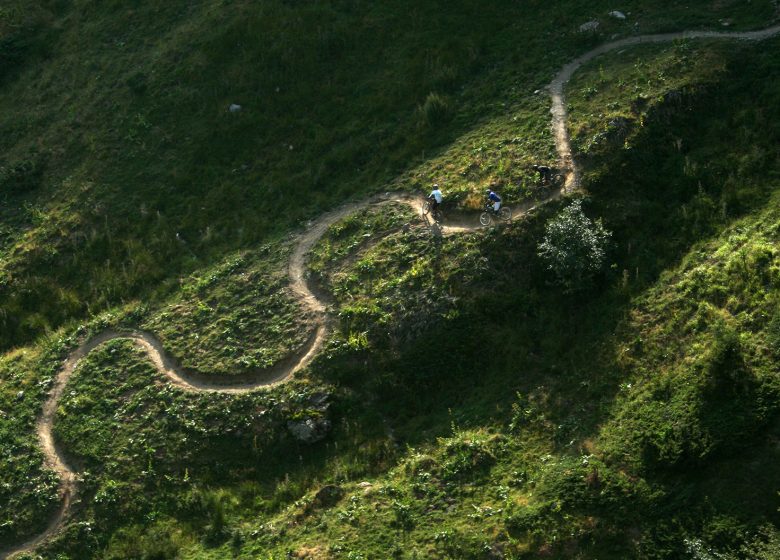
[418,92,452,127]
[104,524,181,560]
[0,157,44,195]
[537,199,611,292]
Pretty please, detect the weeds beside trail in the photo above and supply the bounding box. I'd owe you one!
[2,2,780,559]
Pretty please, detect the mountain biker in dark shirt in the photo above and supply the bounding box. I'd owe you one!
[532,164,552,184]
[486,188,502,213]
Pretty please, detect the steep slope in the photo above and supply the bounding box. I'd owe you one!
[0,0,775,349]
[1,2,780,559]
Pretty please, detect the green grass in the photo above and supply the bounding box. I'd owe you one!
[307,202,417,288]
[2,1,780,559]
[567,40,734,155]
[0,342,63,546]
[0,0,775,350]
[141,245,309,375]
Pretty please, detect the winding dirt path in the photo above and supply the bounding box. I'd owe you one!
[550,23,780,189]
[3,21,780,560]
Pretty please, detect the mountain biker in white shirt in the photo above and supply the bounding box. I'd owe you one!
[428,184,443,213]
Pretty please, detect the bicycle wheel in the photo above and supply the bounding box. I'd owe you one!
[479,212,492,227]
[498,207,512,222]
[421,200,431,216]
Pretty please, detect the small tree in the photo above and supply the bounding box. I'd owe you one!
[537,199,611,292]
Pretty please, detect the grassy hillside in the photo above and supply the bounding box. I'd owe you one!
[0,0,775,350]
[2,1,780,559]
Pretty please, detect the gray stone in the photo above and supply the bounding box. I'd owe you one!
[307,391,330,411]
[579,20,600,32]
[228,103,242,113]
[607,116,631,135]
[16,391,24,401]
[609,10,627,19]
[488,542,506,559]
[287,416,331,443]
[313,484,344,508]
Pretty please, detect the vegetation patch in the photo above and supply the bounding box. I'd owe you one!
[142,247,309,375]
[3,2,780,559]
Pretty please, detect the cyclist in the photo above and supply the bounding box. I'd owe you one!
[486,188,502,213]
[428,183,443,213]
[532,164,553,184]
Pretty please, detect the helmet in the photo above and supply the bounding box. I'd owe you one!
[433,183,439,188]
[485,189,492,194]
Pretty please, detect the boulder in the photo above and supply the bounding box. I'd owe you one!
[609,10,627,19]
[228,103,242,113]
[287,416,331,443]
[579,20,600,33]
[307,391,331,411]
[312,484,344,508]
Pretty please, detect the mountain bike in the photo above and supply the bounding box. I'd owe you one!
[527,171,566,199]
[422,198,443,223]
[479,204,512,226]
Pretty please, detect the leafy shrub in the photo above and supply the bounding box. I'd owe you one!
[418,92,452,127]
[391,500,415,530]
[704,326,750,395]
[181,487,232,546]
[0,157,43,195]
[698,325,765,458]
[441,432,499,481]
[686,525,780,560]
[537,199,611,292]
[104,524,181,560]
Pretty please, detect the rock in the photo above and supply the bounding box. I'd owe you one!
[488,542,506,559]
[307,391,331,411]
[287,416,331,444]
[579,20,600,33]
[609,10,627,19]
[16,391,24,401]
[312,484,344,508]
[607,116,632,138]
[228,103,242,113]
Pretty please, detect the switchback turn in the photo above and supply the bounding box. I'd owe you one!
[3,21,779,560]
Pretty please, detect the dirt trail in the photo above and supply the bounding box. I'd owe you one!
[3,21,780,560]
[549,23,780,190]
